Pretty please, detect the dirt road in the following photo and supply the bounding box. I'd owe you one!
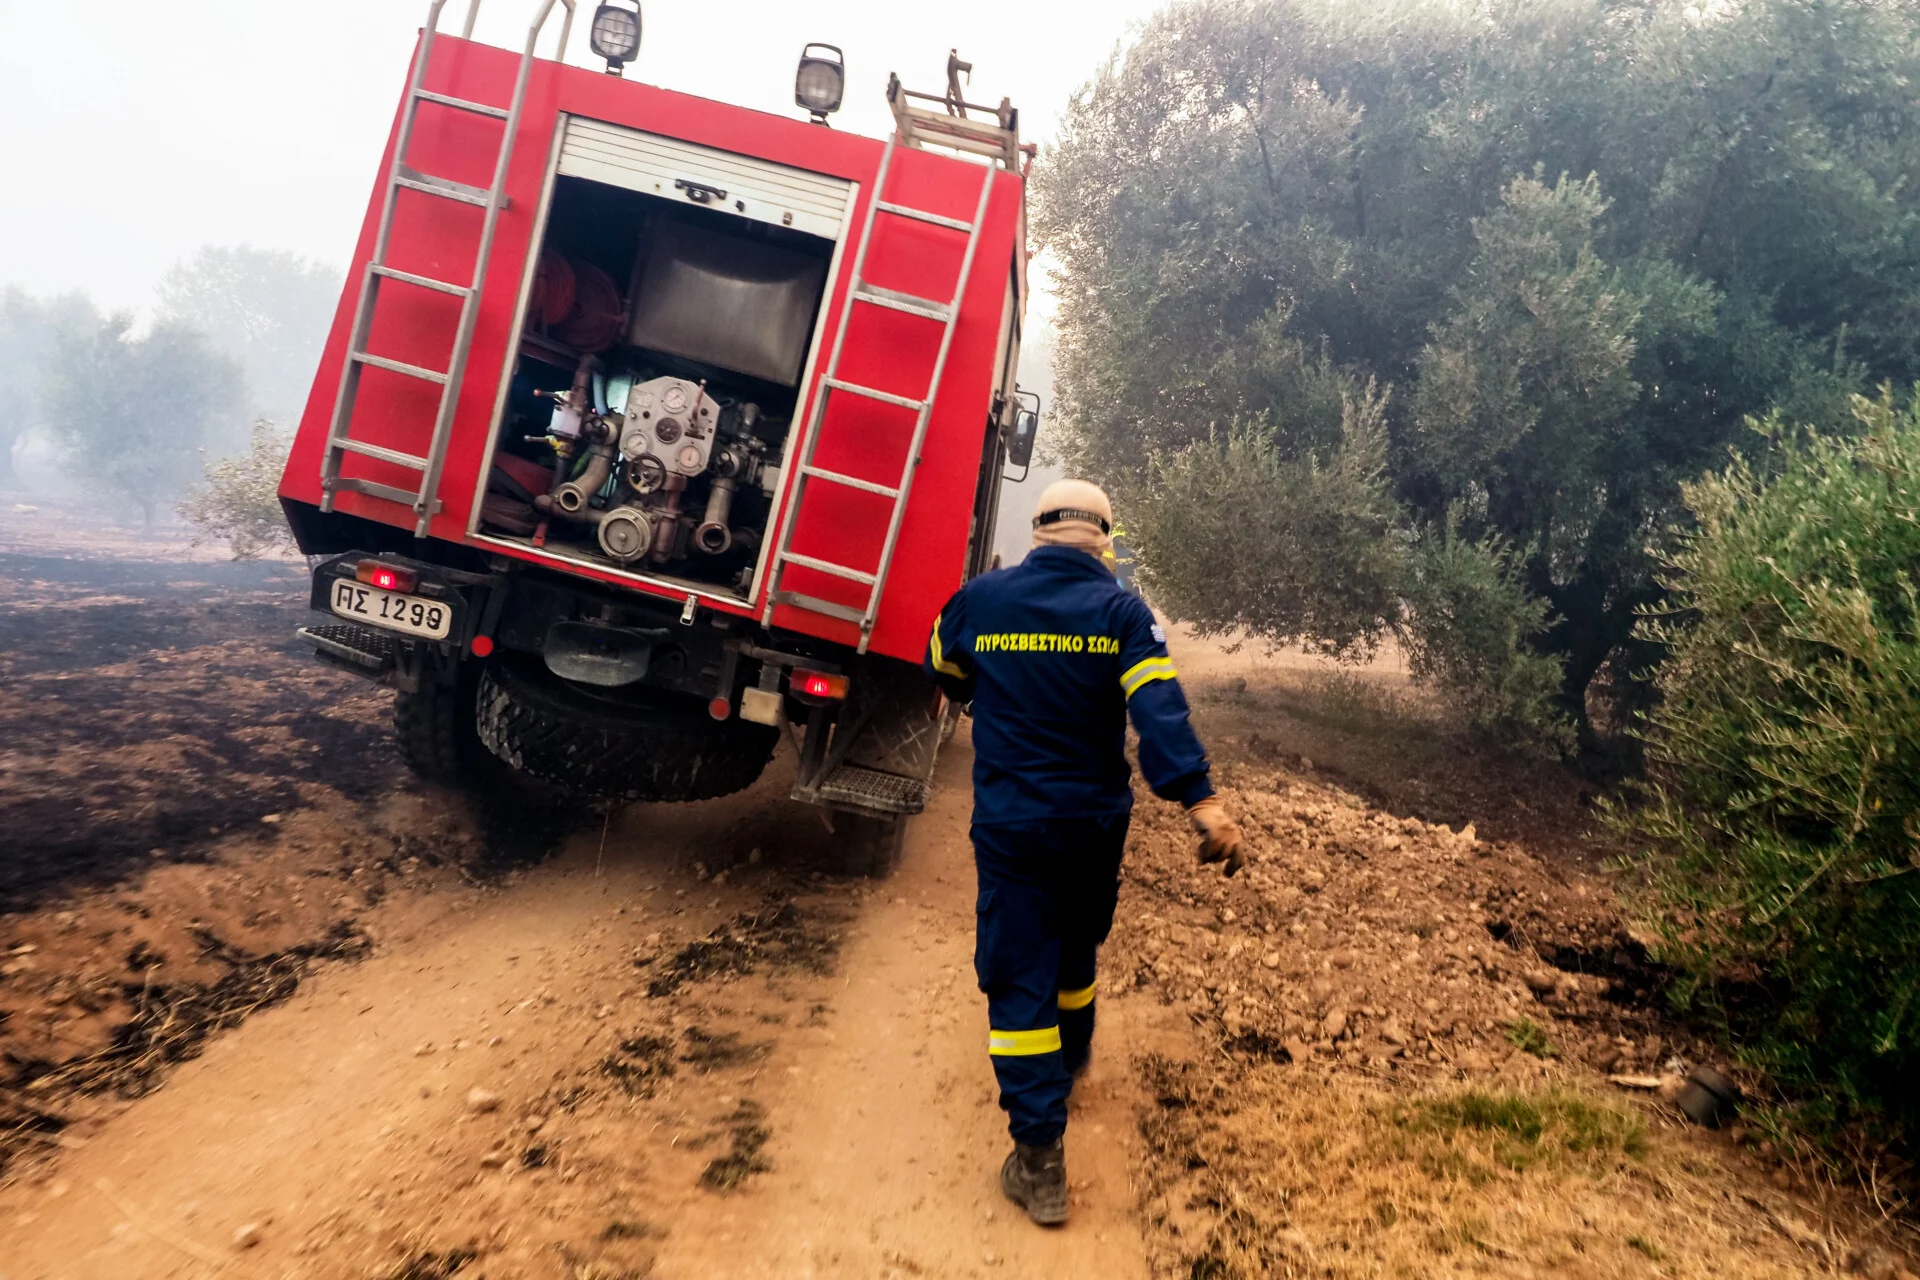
[1,503,1914,1278]
[0,738,1171,1279]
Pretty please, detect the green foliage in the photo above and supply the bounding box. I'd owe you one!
[1125,387,1403,659]
[1625,389,1920,1138]
[1502,1018,1559,1058]
[1399,519,1574,752]
[1415,172,1646,499]
[41,315,244,528]
[177,418,295,559]
[1123,384,1575,746]
[1037,0,1920,736]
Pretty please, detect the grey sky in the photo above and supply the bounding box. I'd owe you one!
[0,0,1161,316]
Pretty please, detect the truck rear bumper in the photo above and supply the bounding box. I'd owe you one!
[299,551,505,691]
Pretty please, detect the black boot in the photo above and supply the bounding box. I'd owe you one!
[1000,1138,1069,1225]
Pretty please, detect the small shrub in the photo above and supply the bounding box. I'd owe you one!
[1127,409,1575,754]
[177,417,293,559]
[1624,389,1920,1143]
[1397,518,1574,754]
[1126,390,1405,662]
[1504,1018,1558,1058]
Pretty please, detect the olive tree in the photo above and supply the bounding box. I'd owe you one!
[1625,390,1920,1141]
[41,315,244,530]
[1037,0,1920,746]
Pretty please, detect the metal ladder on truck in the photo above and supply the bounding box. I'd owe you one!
[318,0,575,538]
[764,76,1021,652]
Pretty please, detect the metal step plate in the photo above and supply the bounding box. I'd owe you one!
[298,623,401,673]
[809,765,930,816]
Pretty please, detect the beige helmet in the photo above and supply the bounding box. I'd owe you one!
[1031,478,1114,559]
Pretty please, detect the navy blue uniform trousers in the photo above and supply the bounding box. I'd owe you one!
[972,814,1129,1146]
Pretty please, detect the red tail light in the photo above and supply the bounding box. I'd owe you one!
[356,560,419,594]
[792,668,849,700]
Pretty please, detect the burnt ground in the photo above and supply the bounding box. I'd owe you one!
[0,547,400,912]
[0,501,581,1176]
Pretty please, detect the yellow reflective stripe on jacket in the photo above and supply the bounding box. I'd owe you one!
[1057,982,1096,1011]
[929,613,966,679]
[988,1026,1062,1056]
[1120,656,1177,697]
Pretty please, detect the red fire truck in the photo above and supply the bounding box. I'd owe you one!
[278,1,1040,870]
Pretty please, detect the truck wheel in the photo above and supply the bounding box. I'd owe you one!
[394,664,490,788]
[475,658,777,802]
[833,811,909,877]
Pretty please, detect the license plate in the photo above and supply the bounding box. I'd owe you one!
[329,578,451,640]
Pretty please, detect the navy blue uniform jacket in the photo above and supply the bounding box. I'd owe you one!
[923,545,1215,827]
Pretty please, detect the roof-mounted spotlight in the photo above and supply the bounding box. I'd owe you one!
[589,2,641,76]
[795,43,845,123]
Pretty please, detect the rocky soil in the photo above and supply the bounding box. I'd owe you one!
[1101,735,1919,1279]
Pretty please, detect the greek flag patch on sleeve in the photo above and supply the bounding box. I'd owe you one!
[1150,624,1166,644]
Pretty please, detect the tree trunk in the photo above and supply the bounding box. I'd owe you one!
[1531,564,1662,765]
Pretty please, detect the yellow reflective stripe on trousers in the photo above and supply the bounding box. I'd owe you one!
[930,613,966,679]
[1057,982,1096,1011]
[988,1026,1062,1056]
[1120,656,1177,697]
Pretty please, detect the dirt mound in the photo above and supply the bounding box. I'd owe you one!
[1106,756,1913,1277]
[1110,761,1672,1079]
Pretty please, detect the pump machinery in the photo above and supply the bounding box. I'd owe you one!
[277,0,1041,873]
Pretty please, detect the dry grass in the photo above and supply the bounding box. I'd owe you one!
[1138,1055,1819,1279]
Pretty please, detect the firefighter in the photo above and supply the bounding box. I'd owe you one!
[924,478,1245,1226]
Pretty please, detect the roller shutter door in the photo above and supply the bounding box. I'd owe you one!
[558,116,852,240]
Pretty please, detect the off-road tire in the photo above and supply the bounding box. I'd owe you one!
[475,658,777,802]
[394,664,492,788]
[832,810,909,877]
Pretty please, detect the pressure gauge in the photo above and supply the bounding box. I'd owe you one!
[661,385,690,414]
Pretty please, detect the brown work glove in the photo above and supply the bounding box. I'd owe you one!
[1186,796,1245,877]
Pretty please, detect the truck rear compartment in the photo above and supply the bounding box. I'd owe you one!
[473,167,839,601]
